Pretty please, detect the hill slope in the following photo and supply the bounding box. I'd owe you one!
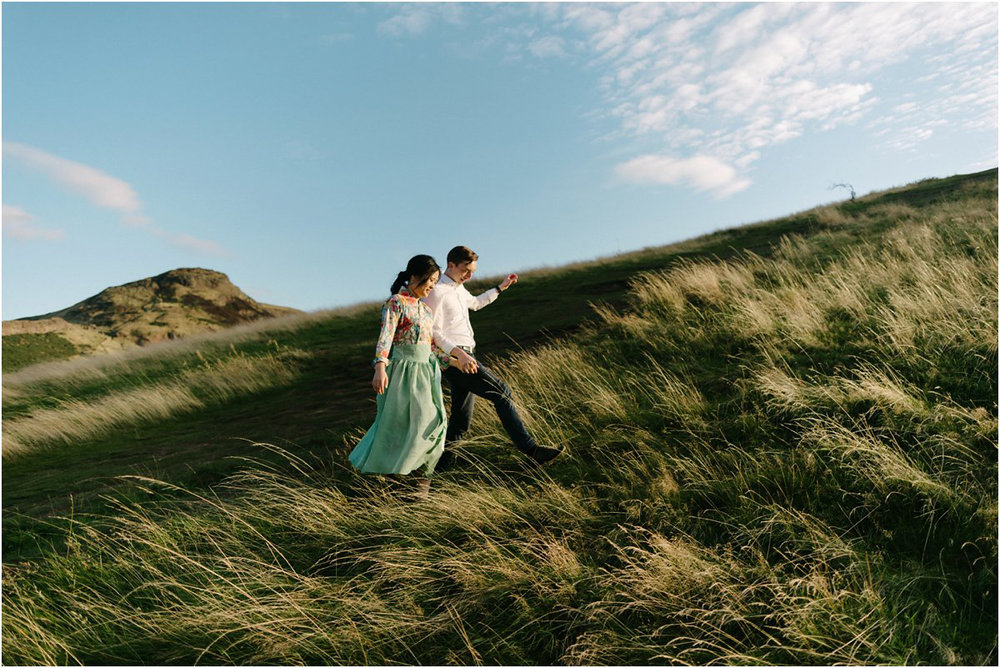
[2,169,996,665]
[2,268,300,370]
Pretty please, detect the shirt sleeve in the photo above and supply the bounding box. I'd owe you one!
[432,330,458,360]
[424,288,459,354]
[467,286,501,312]
[373,297,401,366]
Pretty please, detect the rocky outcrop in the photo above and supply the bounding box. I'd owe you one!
[4,268,301,356]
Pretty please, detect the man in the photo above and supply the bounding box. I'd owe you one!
[424,245,562,467]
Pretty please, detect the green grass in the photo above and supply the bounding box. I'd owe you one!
[1,181,873,529]
[2,168,997,665]
[2,332,80,372]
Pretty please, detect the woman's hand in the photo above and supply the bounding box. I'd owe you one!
[372,363,389,394]
[452,348,478,374]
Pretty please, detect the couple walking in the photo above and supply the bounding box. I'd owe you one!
[349,246,561,487]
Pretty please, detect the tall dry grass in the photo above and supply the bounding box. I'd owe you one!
[3,351,307,458]
[2,303,370,404]
[2,177,996,665]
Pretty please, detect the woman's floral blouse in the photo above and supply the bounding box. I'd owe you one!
[373,287,452,370]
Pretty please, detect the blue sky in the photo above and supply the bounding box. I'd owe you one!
[3,2,997,320]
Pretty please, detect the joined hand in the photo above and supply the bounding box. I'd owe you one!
[454,349,479,374]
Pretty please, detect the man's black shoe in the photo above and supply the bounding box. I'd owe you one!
[527,444,562,464]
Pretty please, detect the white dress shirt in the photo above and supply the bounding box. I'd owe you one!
[424,273,500,353]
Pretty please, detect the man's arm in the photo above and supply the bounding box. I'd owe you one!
[424,287,476,372]
[468,273,517,312]
[467,286,500,312]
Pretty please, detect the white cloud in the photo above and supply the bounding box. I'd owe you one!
[528,35,567,59]
[378,9,432,38]
[148,227,230,258]
[882,122,944,152]
[558,5,614,34]
[4,142,229,257]
[377,4,465,38]
[168,233,231,258]
[3,142,146,223]
[360,2,997,196]
[714,3,788,55]
[553,2,996,193]
[2,205,65,242]
[616,154,751,198]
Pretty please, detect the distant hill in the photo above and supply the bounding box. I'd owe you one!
[2,268,300,370]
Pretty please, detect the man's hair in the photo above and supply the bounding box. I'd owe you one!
[447,246,479,265]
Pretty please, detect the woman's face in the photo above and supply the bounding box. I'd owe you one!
[408,270,439,299]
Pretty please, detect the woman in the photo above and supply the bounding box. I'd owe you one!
[349,255,474,488]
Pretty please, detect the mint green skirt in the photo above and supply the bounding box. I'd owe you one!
[349,343,446,476]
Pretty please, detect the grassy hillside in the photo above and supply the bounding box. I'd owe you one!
[2,169,997,664]
[2,268,301,371]
[1,333,81,372]
[2,176,905,529]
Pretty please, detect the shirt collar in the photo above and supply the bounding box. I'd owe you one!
[439,272,463,287]
[398,286,417,299]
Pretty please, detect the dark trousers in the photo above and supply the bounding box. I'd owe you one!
[442,361,538,454]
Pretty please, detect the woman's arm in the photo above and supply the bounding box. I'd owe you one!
[372,362,389,394]
[371,298,401,394]
[431,340,457,372]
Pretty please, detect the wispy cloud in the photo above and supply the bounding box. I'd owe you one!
[156,230,230,258]
[2,205,65,242]
[616,154,751,198]
[569,3,995,194]
[377,4,465,38]
[378,9,432,38]
[3,142,230,257]
[391,2,996,197]
[528,35,568,59]
[3,142,149,226]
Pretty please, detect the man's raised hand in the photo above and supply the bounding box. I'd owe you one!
[499,274,518,291]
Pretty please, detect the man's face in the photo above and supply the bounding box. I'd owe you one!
[450,260,477,284]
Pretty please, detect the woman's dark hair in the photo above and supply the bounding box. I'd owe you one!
[390,254,441,295]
